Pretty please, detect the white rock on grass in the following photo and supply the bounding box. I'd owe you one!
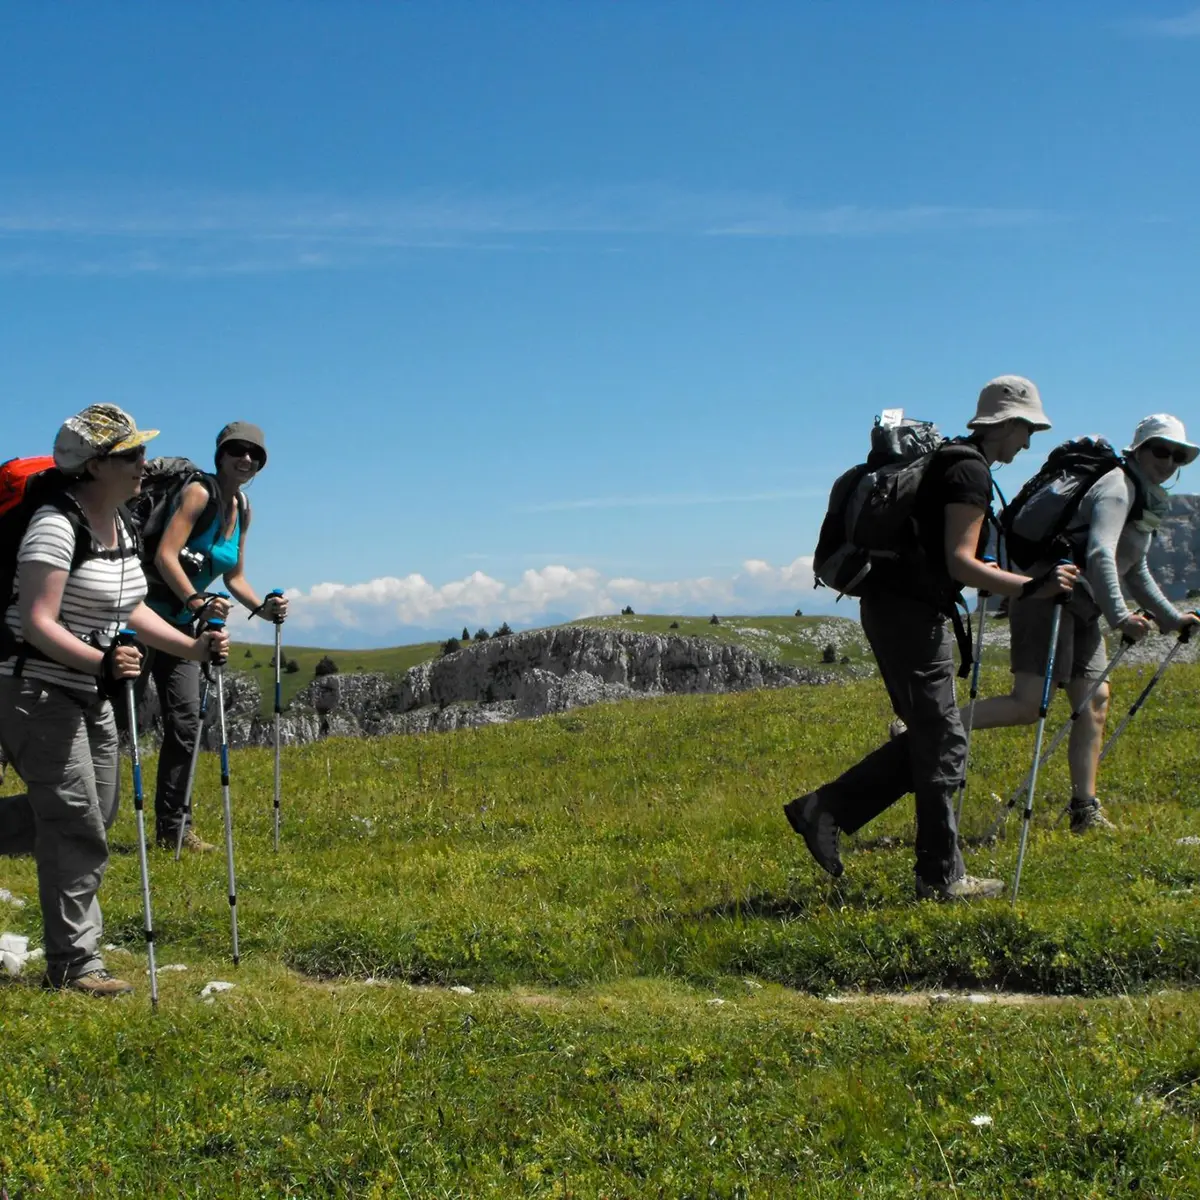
[0,888,25,908]
[1,934,43,977]
[200,980,235,999]
[148,963,188,975]
[449,985,474,996]
[1176,836,1200,846]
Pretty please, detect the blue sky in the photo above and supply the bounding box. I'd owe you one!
[3,2,1199,646]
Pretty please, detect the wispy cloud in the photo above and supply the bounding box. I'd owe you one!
[263,555,832,643]
[0,183,1055,276]
[1120,9,1200,37]
[517,488,821,514]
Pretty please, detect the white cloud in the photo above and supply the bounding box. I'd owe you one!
[272,555,829,643]
[1122,9,1200,37]
[0,184,1054,276]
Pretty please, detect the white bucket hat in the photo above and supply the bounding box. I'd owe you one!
[1124,413,1199,465]
[967,375,1051,432]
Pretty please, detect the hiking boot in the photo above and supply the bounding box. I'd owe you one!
[783,791,844,877]
[1069,798,1116,835]
[43,968,134,997]
[158,828,216,853]
[916,874,1005,903]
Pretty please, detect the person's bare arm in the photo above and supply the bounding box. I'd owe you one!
[20,563,106,674]
[155,481,215,616]
[943,503,1077,598]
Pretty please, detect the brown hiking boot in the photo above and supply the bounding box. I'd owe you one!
[916,874,1005,903]
[783,791,844,877]
[1069,798,1116,834]
[44,968,134,997]
[158,828,217,853]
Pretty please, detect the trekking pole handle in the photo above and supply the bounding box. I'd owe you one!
[204,616,228,666]
[977,555,996,599]
[248,588,285,622]
[116,627,138,647]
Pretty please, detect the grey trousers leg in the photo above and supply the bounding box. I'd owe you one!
[149,651,201,842]
[820,593,966,887]
[0,676,120,982]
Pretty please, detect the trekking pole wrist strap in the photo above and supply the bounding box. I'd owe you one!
[1019,572,1048,600]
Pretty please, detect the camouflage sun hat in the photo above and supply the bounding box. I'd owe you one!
[967,376,1051,432]
[53,404,159,475]
[215,421,268,468]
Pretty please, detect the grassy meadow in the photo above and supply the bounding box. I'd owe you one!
[3,657,1200,1195]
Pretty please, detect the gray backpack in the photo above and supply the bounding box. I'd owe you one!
[813,412,978,596]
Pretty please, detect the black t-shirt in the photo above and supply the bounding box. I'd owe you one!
[865,439,993,605]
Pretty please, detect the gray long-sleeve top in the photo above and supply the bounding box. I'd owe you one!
[1073,468,1184,632]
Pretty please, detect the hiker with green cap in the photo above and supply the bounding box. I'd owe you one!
[785,377,1077,901]
[141,421,287,852]
[970,412,1200,833]
[0,404,228,995]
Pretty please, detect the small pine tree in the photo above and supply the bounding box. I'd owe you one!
[474,628,490,641]
[621,605,635,616]
[496,622,513,638]
[822,643,837,664]
[462,627,470,641]
[314,655,339,677]
[794,609,803,617]
[284,658,300,674]
[442,636,461,655]
[709,614,720,626]
[243,648,253,658]
[669,620,680,629]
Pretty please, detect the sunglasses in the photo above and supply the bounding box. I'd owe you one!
[222,441,265,466]
[106,445,146,464]
[1146,443,1190,466]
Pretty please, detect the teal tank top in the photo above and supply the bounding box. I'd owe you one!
[148,505,241,626]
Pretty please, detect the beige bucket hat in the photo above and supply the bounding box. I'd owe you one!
[967,376,1051,432]
[1124,413,1199,465]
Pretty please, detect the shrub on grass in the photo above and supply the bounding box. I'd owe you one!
[462,627,471,641]
[314,655,339,677]
[709,614,720,625]
[475,628,490,641]
[442,637,461,655]
[669,621,680,629]
[822,643,837,663]
[284,658,300,674]
[496,622,513,638]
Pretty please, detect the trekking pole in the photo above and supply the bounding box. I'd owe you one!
[117,629,159,1007]
[208,615,239,965]
[984,635,1137,842]
[1097,620,1195,766]
[174,669,211,862]
[956,558,995,826]
[174,590,223,861]
[1011,591,1068,904]
[267,589,284,851]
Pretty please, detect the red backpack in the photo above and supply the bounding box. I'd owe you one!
[0,457,56,518]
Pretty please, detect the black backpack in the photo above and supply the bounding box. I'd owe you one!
[999,437,1143,570]
[127,456,248,595]
[0,466,142,667]
[814,415,984,598]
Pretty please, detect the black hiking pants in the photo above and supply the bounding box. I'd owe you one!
[819,592,966,887]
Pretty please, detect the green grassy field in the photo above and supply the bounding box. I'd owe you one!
[4,663,1200,1195]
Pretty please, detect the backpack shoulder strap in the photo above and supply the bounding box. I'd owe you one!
[1117,459,1147,523]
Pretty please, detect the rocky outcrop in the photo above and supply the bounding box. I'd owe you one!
[137,626,854,748]
[1147,494,1200,599]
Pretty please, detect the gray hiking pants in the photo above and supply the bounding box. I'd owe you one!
[819,592,966,887]
[0,675,120,983]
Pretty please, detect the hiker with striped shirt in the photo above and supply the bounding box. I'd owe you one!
[0,405,228,997]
